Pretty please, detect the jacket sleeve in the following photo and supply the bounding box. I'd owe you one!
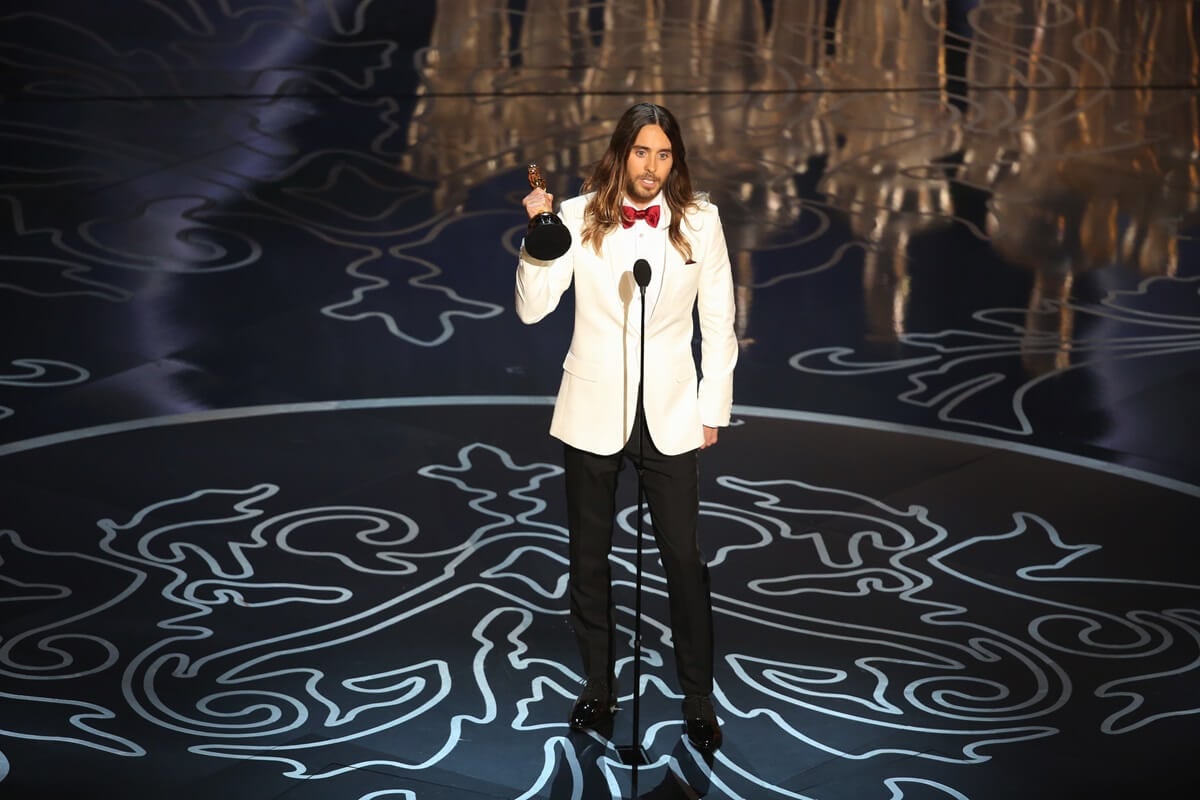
[695,204,738,427]
[514,205,578,324]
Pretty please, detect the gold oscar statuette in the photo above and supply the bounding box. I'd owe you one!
[524,163,571,260]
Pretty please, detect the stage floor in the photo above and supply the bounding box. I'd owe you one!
[2,2,1198,798]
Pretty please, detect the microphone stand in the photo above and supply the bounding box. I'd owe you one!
[618,260,652,797]
[618,260,699,800]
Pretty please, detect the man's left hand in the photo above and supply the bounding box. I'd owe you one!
[700,426,719,450]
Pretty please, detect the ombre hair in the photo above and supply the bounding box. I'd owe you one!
[581,103,697,262]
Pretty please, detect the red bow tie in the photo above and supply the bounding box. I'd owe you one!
[621,204,661,229]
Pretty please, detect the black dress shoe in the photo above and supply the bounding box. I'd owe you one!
[682,695,722,752]
[569,681,617,732]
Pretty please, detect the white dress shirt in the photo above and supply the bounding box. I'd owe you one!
[617,193,668,321]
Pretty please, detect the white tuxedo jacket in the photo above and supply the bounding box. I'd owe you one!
[515,192,737,456]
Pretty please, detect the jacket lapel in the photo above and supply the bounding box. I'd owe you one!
[647,205,691,322]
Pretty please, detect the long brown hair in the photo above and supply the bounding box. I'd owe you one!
[581,103,697,262]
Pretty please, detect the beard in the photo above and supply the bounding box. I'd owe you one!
[625,173,662,204]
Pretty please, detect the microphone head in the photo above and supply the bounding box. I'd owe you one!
[633,258,651,288]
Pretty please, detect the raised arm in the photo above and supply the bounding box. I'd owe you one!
[514,192,578,324]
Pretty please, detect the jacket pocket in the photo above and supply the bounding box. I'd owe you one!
[673,358,697,383]
[563,351,604,382]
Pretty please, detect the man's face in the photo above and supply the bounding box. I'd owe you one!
[624,124,673,205]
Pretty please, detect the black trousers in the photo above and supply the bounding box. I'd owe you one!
[562,407,714,698]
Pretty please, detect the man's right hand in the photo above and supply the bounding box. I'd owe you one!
[522,188,553,220]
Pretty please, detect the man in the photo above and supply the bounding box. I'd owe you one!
[515,102,737,753]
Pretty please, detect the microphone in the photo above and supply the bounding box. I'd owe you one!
[633,258,651,289]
